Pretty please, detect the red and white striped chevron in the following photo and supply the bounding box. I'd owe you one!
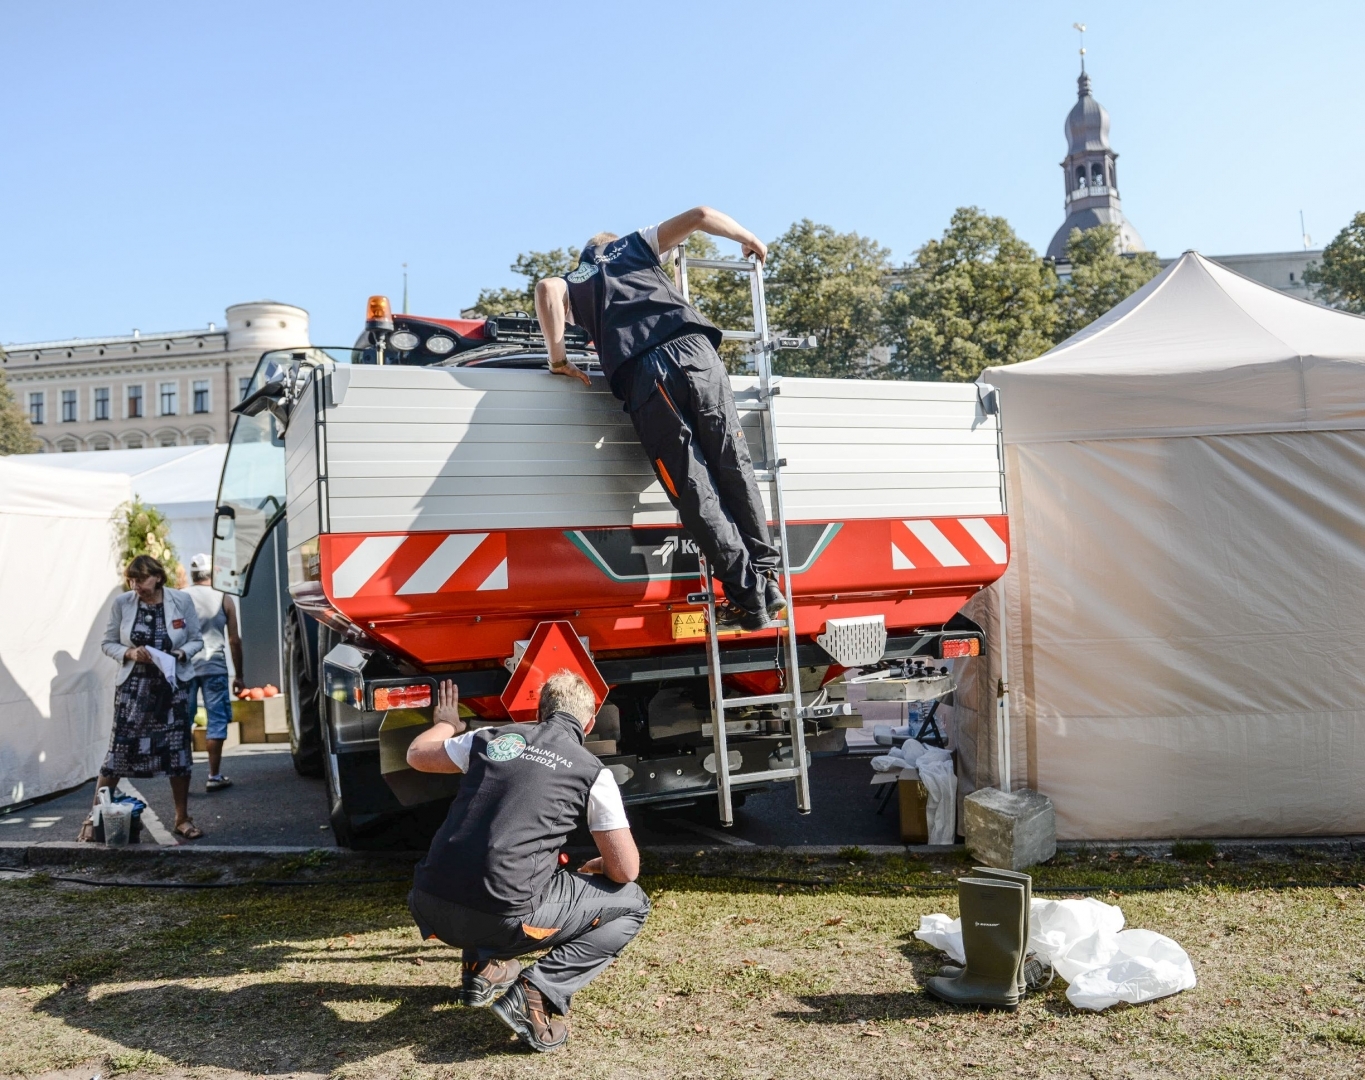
[328,532,508,599]
[889,517,1008,571]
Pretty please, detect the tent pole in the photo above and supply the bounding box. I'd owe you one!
[996,579,1011,792]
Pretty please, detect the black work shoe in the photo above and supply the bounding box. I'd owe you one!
[763,574,788,616]
[713,600,770,632]
[462,957,521,1007]
[491,977,569,1052]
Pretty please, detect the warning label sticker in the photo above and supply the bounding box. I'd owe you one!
[671,611,745,639]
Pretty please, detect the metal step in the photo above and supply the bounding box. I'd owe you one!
[722,692,796,709]
[729,767,804,787]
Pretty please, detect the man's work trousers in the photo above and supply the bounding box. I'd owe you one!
[409,870,650,1015]
[626,333,780,613]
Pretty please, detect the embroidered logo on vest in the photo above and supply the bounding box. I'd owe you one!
[485,732,528,762]
[567,263,598,284]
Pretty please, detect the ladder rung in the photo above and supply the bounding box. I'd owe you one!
[721,692,796,709]
[735,400,769,412]
[729,767,804,787]
[685,257,757,273]
[720,329,761,342]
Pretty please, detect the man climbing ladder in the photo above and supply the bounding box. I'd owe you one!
[534,206,786,630]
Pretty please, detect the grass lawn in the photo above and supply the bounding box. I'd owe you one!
[1,847,1363,1079]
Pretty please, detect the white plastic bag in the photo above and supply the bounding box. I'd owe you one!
[915,896,1196,1011]
[914,913,965,963]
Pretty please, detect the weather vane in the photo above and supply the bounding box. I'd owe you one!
[1073,22,1087,73]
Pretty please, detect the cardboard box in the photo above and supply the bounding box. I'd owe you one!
[897,775,929,844]
[192,722,241,753]
[233,696,286,743]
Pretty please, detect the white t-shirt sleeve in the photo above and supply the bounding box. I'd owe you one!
[637,223,677,266]
[586,768,630,832]
[444,731,476,772]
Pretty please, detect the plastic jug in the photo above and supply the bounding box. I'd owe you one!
[96,788,133,847]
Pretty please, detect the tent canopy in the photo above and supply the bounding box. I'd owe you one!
[0,459,131,807]
[18,444,227,565]
[987,252,1365,444]
[967,253,1365,840]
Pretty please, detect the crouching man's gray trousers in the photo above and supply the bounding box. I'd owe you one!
[409,869,650,1014]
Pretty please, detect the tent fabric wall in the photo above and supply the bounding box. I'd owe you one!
[978,252,1365,840]
[0,459,132,808]
[16,445,227,569]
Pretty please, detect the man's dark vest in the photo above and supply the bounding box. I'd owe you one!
[564,231,723,397]
[413,713,603,915]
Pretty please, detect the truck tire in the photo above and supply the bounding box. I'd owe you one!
[284,609,323,777]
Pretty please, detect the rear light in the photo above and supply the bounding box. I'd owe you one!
[941,637,980,658]
[372,684,433,710]
[366,295,394,329]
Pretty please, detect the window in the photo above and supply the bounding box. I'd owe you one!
[92,437,111,451]
[61,389,77,423]
[94,387,110,421]
[28,392,44,425]
[57,438,78,452]
[159,382,178,416]
[239,376,252,402]
[193,379,210,414]
[191,431,211,446]
[125,435,144,449]
[157,432,178,447]
[127,385,144,419]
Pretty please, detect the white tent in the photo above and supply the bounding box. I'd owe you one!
[0,458,132,808]
[967,252,1365,840]
[17,445,227,569]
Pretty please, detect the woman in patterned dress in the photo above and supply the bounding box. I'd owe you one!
[80,554,205,841]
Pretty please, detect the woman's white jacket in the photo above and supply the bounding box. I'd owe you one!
[101,588,205,686]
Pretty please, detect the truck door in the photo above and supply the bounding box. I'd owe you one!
[212,354,288,595]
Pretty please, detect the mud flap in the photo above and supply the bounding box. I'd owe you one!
[378,709,462,807]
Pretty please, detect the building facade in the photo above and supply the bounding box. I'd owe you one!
[2,301,309,452]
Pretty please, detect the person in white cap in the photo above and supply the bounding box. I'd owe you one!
[186,554,244,790]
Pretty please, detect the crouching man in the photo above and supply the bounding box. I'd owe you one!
[405,671,647,1053]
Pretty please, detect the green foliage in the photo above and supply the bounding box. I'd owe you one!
[680,233,756,371]
[1303,211,1365,313]
[113,496,182,584]
[764,219,892,377]
[464,247,581,318]
[0,365,41,455]
[1054,224,1162,341]
[883,207,1058,383]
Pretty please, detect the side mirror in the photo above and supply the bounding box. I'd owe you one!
[213,504,235,541]
[233,361,291,417]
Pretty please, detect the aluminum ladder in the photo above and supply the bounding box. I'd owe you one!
[676,250,813,826]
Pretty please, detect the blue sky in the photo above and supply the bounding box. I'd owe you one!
[3,1,1361,346]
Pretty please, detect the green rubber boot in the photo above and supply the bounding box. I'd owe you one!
[937,866,1031,998]
[924,876,1025,1011]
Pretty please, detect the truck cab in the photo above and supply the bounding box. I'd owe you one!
[214,299,1007,848]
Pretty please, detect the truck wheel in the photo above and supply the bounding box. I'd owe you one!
[284,609,323,777]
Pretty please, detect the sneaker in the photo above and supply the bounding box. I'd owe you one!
[763,573,788,616]
[462,957,521,1007]
[491,977,569,1052]
[713,600,770,632]
[205,775,233,792]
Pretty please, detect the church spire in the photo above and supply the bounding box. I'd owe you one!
[1045,38,1146,261]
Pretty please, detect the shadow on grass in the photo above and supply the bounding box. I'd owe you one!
[36,980,531,1070]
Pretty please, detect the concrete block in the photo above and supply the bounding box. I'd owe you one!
[964,788,1056,870]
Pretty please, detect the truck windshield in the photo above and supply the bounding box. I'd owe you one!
[211,348,350,594]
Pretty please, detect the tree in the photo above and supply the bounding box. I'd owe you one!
[763,219,892,377]
[677,233,755,371]
[1053,224,1161,341]
[1304,211,1365,314]
[883,207,1058,382]
[0,364,40,455]
[464,248,580,317]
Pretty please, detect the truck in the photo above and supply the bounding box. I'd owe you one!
[212,287,1008,848]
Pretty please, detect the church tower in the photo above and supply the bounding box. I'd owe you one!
[1045,66,1146,260]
